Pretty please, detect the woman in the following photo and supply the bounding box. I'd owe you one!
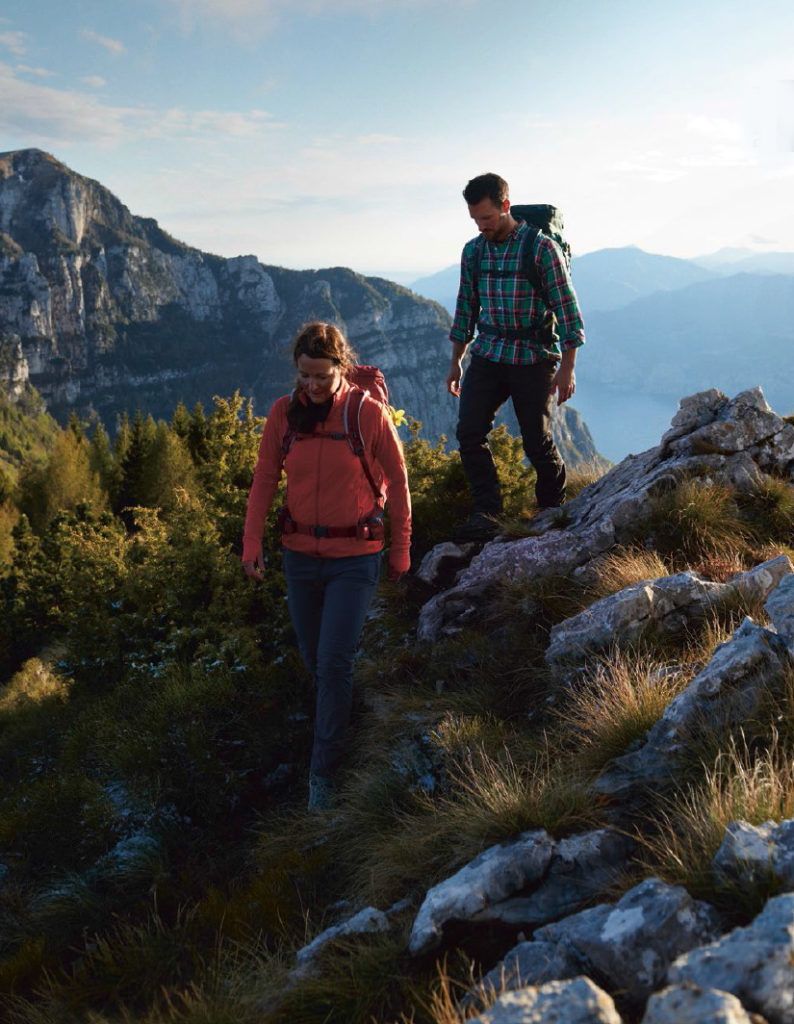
[242,322,411,812]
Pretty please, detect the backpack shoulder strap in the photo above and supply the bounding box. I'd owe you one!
[280,391,299,466]
[518,222,544,295]
[465,236,486,340]
[343,387,384,503]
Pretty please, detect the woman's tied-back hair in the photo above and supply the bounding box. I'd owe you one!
[287,321,358,430]
[291,321,357,372]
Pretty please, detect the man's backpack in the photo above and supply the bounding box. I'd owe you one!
[472,204,571,297]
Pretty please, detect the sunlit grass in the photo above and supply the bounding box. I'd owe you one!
[552,648,691,774]
[636,729,794,921]
[584,546,670,602]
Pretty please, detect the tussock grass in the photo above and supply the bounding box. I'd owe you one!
[584,546,670,602]
[636,730,794,920]
[395,953,490,1024]
[640,477,749,567]
[552,648,691,774]
[263,931,415,1024]
[339,740,601,909]
[5,932,287,1024]
[739,472,794,545]
[7,410,794,1023]
[566,460,610,501]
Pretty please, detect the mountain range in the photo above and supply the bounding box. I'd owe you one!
[411,244,794,458]
[0,149,604,470]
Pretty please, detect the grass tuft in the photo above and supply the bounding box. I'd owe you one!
[552,648,691,774]
[636,729,794,920]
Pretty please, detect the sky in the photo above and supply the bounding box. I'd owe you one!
[2,0,794,280]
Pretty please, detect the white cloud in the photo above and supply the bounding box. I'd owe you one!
[81,76,107,88]
[80,29,126,55]
[0,62,134,144]
[164,0,470,38]
[355,133,402,146]
[0,30,26,55]
[686,114,744,143]
[17,64,57,78]
[146,107,282,139]
[0,63,282,147]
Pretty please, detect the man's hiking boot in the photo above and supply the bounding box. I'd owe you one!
[307,773,335,813]
[453,512,500,543]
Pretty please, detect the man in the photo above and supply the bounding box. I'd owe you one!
[447,172,585,540]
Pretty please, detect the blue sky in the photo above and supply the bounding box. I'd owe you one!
[2,0,794,278]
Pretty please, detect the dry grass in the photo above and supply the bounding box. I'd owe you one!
[636,729,794,918]
[552,648,691,774]
[641,477,749,567]
[584,546,670,602]
[337,739,600,910]
[395,953,493,1024]
[566,460,610,501]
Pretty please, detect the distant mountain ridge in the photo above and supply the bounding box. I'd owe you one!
[0,149,606,470]
[410,245,794,316]
[410,243,794,437]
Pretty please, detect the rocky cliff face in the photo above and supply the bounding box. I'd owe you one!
[0,148,603,467]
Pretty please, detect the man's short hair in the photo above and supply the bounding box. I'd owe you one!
[463,173,509,206]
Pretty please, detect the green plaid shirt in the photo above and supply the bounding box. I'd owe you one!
[449,220,585,364]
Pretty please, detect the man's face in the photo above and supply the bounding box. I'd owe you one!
[468,197,511,242]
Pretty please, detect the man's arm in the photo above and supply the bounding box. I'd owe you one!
[447,242,478,396]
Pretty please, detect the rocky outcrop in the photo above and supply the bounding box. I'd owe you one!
[408,828,633,958]
[408,829,556,956]
[667,894,794,1024]
[418,386,794,643]
[545,556,793,665]
[467,976,623,1023]
[594,612,790,800]
[0,148,603,468]
[373,386,794,1023]
[713,819,794,891]
[641,985,768,1024]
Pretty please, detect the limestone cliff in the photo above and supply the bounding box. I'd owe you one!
[0,148,604,468]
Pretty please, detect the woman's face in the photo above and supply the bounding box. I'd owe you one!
[297,354,342,404]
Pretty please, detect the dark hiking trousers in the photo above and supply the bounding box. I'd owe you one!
[456,353,566,512]
[282,548,381,778]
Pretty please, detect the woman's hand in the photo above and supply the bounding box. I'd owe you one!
[242,549,266,581]
[387,560,408,583]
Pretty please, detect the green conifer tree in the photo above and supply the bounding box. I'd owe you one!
[170,399,191,440]
[89,422,120,502]
[17,428,106,533]
[116,412,156,515]
[113,411,132,464]
[139,421,197,509]
[187,401,210,464]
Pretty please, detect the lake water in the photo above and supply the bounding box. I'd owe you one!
[569,383,680,464]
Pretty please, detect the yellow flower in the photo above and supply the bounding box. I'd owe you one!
[389,406,406,427]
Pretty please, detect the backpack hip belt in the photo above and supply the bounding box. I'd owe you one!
[277,505,385,541]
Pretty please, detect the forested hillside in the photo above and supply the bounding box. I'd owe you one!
[1,381,794,1023]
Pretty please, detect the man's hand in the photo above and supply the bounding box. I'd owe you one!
[242,549,266,581]
[551,350,577,405]
[447,361,462,397]
[447,342,466,397]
